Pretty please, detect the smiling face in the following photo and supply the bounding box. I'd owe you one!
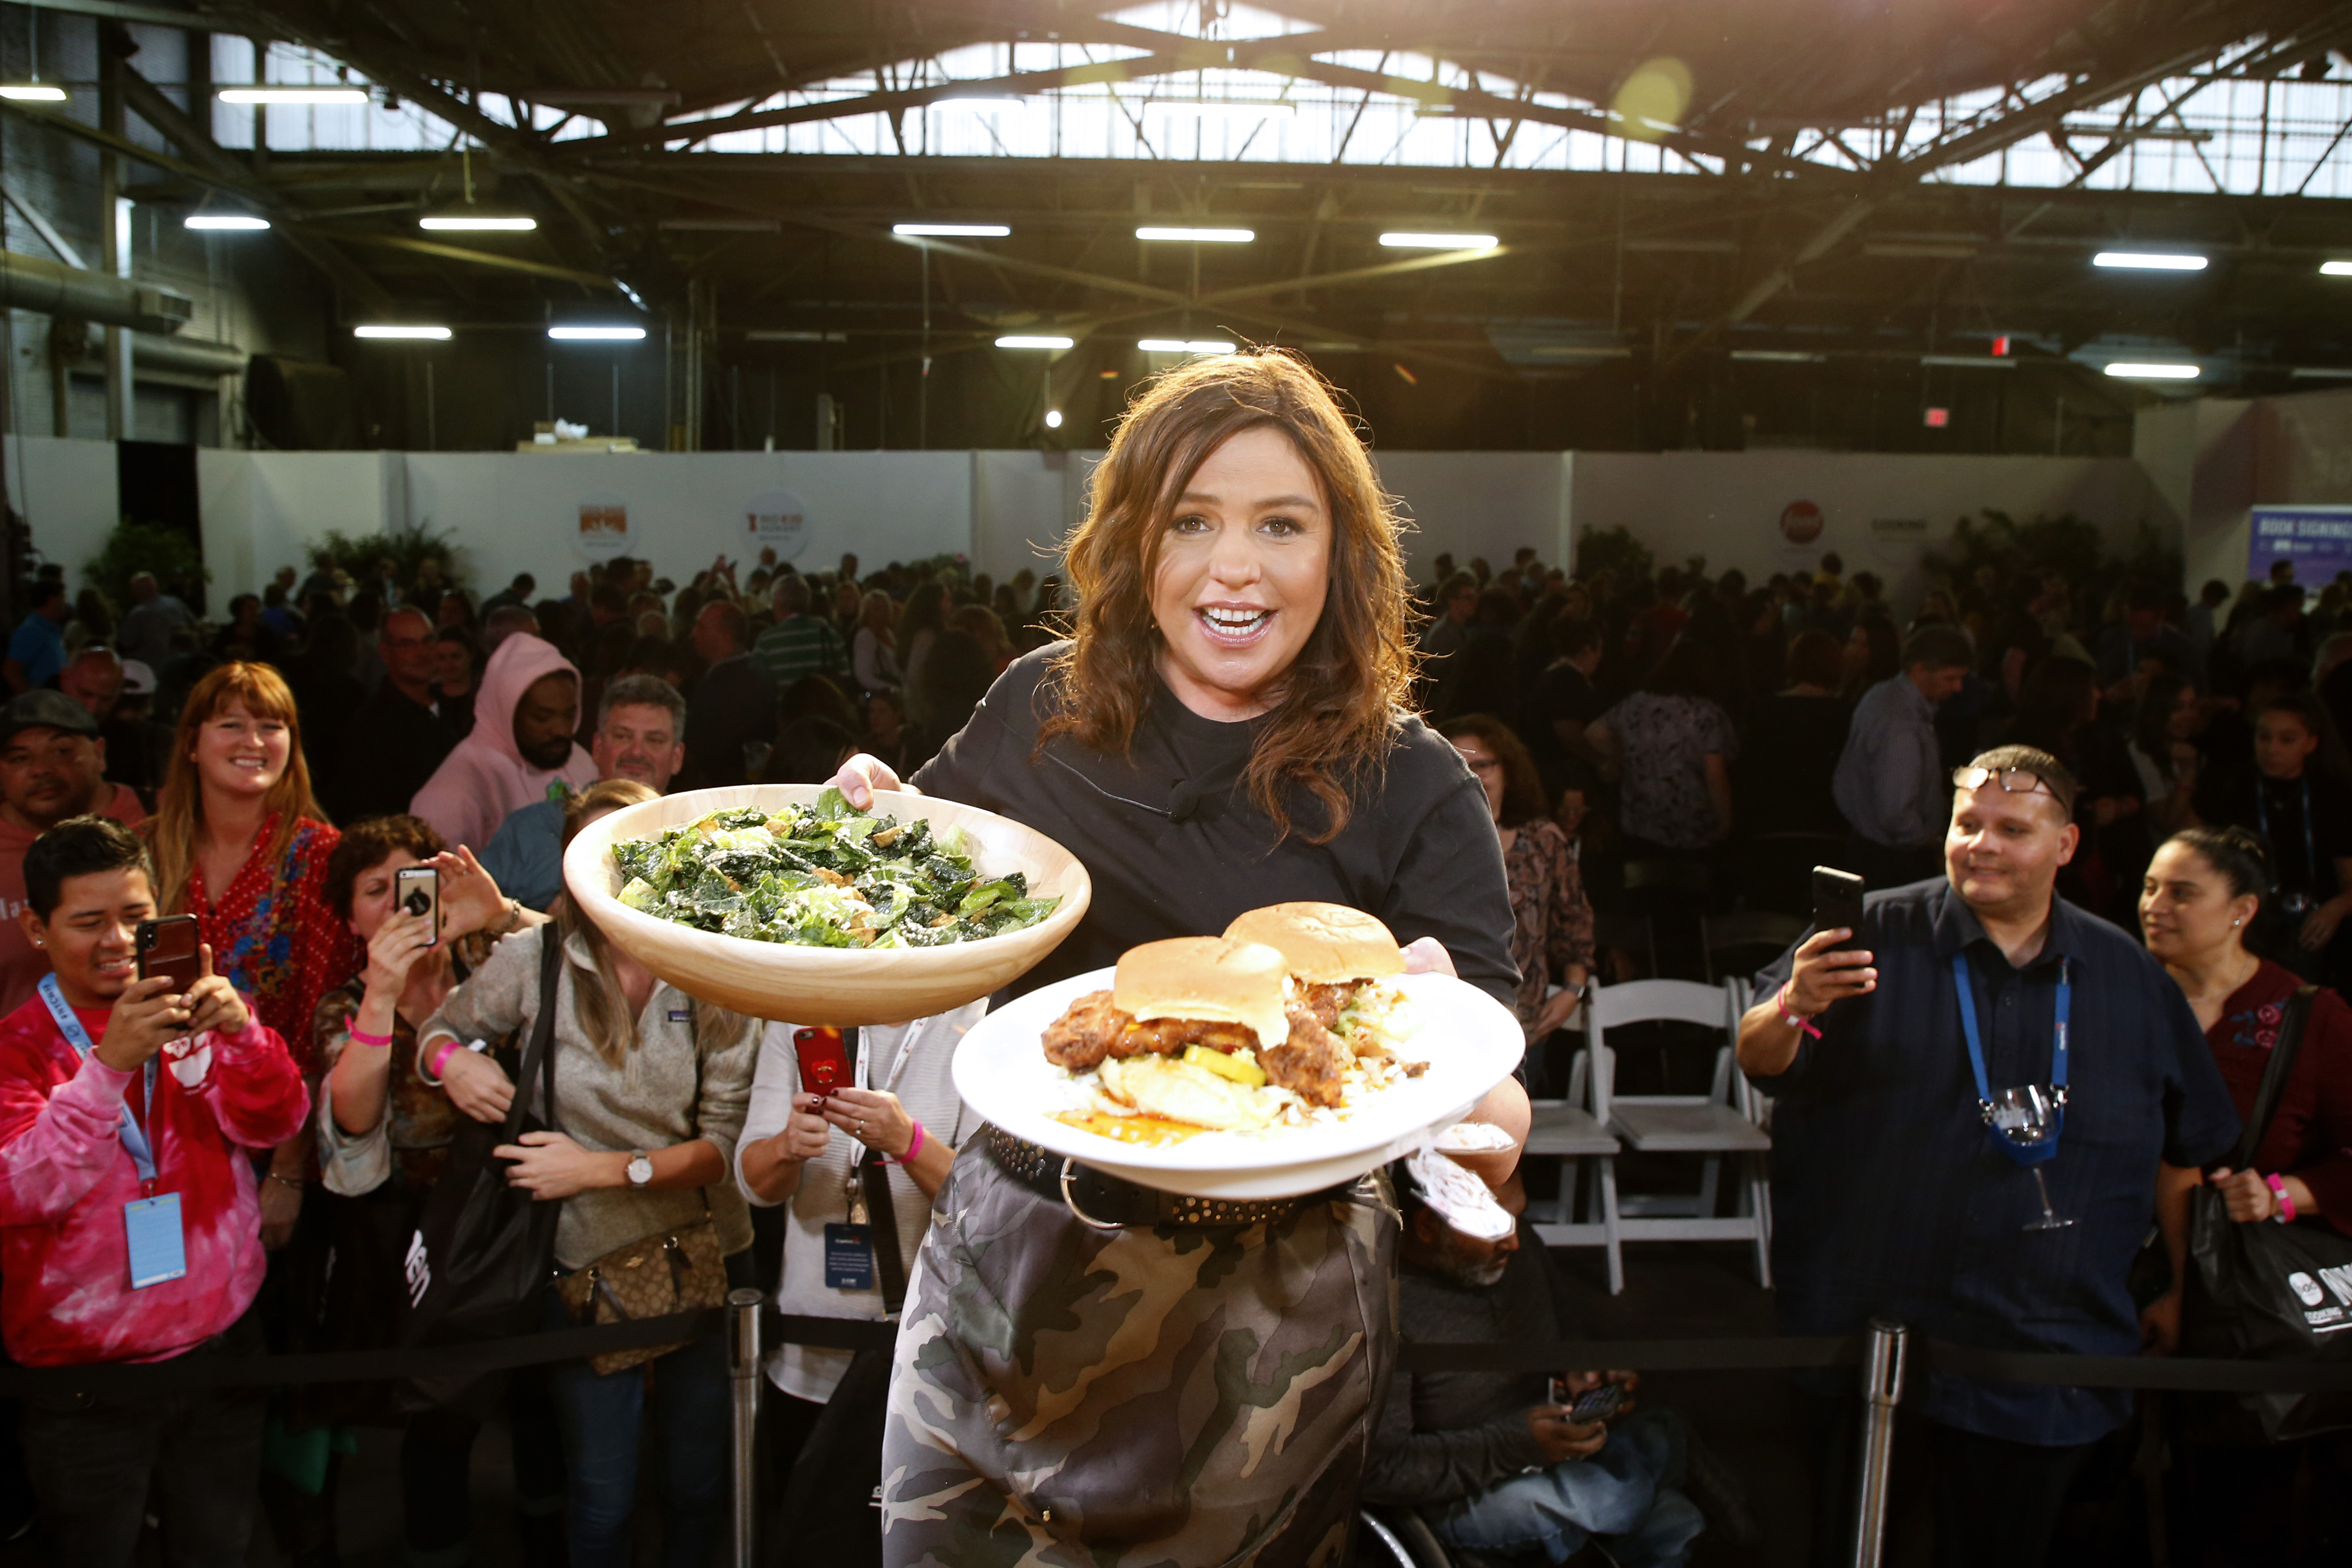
[347,848,426,942]
[22,866,155,1006]
[1147,425,1332,722]
[592,702,683,791]
[2139,840,2257,967]
[192,698,290,803]
[1946,780,2078,922]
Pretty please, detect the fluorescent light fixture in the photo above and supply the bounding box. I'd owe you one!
[995,335,1073,349]
[1135,226,1253,243]
[421,214,538,231]
[353,325,451,340]
[1044,409,1064,429]
[1731,349,1826,363]
[893,223,1010,238]
[219,87,369,105]
[2092,251,2207,271]
[1379,232,1498,250]
[2323,261,2352,277]
[1138,338,1235,354]
[2104,361,2200,379]
[2291,367,2352,379]
[549,326,647,341]
[185,215,270,231]
[0,85,67,102]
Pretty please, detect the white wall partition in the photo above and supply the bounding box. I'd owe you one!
[9,435,120,584]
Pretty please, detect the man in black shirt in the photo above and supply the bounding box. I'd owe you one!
[1523,614,1605,801]
[324,608,463,822]
[1365,1152,1708,1566]
[685,600,775,787]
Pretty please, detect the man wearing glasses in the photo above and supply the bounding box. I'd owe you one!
[1737,746,2239,1568]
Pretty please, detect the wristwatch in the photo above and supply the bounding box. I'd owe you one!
[625,1150,653,1187]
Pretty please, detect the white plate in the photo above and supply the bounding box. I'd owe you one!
[953,967,1524,1199]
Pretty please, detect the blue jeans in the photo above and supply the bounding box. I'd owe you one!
[540,1291,732,1568]
[1433,1409,1706,1568]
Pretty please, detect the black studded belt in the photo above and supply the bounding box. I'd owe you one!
[985,1127,1344,1230]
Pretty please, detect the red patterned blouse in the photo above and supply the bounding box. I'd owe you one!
[183,815,356,1075]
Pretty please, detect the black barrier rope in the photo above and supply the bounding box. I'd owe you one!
[5,1317,2348,1398]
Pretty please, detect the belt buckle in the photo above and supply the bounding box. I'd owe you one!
[1059,1158,1125,1232]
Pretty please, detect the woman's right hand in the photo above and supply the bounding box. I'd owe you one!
[441,1046,516,1123]
[1783,928,1877,1017]
[769,1093,836,1163]
[829,753,908,809]
[361,909,436,998]
[2207,1166,2279,1223]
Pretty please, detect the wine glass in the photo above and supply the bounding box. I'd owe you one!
[1990,1085,2074,1232]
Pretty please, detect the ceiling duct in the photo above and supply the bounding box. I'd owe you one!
[0,250,194,334]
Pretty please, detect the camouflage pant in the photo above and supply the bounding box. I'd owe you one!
[879,1138,1399,1568]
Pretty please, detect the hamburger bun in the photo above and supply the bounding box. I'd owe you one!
[1113,936,1290,1048]
[1223,902,1405,985]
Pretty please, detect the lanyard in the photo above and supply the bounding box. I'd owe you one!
[39,974,160,1188]
[1951,951,2069,1160]
[2255,775,2320,889]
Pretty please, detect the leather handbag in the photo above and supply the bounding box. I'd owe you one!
[555,1214,728,1376]
[396,928,565,1408]
[2182,985,2352,1440]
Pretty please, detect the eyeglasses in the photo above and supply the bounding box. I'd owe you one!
[1951,765,2054,800]
[1463,756,1503,774]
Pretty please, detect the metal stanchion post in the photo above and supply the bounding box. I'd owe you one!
[729,1286,765,1568]
[1850,1318,1908,1568]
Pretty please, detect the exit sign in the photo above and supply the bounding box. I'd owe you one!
[1924,407,1951,427]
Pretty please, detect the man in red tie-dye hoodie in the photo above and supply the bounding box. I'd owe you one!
[0,816,308,1566]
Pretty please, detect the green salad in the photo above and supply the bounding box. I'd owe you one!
[612,788,1059,949]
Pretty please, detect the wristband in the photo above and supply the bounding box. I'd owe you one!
[425,1038,461,1082]
[1775,982,1823,1040]
[2268,1173,2296,1224]
[894,1119,926,1164]
[347,1026,394,1048]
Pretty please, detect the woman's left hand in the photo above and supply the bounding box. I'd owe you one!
[2300,897,2349,952]
[1402,937,1458,978]
[2207,1165,2279,1223]
[1528,986,1582,1042]
[495,1130,618,1200]
[816,1086,916,1158]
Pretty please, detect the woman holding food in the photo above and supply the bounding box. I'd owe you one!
[827,350,1524,1566]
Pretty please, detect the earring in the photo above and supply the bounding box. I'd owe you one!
[2233,918,2244,927]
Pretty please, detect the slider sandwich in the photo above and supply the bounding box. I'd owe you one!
[1223,903,1416,1068]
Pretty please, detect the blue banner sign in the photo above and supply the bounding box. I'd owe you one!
[2250,506,2352,584]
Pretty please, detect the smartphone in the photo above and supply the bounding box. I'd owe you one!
[1812,866,1867,943]
[396,866,441,946]
[135,915,202,993]
[795,1026,851,1097]
[1568,1382,1627,1425]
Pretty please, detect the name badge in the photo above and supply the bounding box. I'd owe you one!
[823,1222,875,1291]
[125,1194,186,1289]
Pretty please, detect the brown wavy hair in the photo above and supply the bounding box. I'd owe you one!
[148,661,326,917]
[1041,349,1413,842]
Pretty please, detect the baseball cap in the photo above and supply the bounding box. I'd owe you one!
[120,659,157,696]
[1,689,101,744]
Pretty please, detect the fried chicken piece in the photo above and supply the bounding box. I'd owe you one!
[1042,992,1261,1071]
[1299,982,1351,1030]
[1261,1005,1347,1108]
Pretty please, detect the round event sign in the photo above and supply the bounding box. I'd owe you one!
[1779,499,1824,545]
[746,489,809,561]
[573,490,635,560]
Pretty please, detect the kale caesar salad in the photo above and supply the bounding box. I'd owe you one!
[612,789,1060,949]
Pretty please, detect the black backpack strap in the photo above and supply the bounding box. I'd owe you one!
[505,926,565,1141]
[2228,984,2317,1171]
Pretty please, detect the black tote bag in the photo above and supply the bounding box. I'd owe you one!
[396,929,565,1406]
[2183,985,2352,1440]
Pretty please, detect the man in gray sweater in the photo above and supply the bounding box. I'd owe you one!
[1363,1155,1705,1566]
[1832,625,1975,889]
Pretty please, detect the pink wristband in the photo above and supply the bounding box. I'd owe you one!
[1776,983,1823,1040]
[2268,1173,2297,1224]
[426,1039,460,1081]
[347,1027,393,1048]
[895,1119,926,1164]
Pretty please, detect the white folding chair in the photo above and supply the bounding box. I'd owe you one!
[1521,1005,1625,1286]
[1587,978,1773,1290]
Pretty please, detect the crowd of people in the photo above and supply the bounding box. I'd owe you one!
[0,356,2345,1568]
